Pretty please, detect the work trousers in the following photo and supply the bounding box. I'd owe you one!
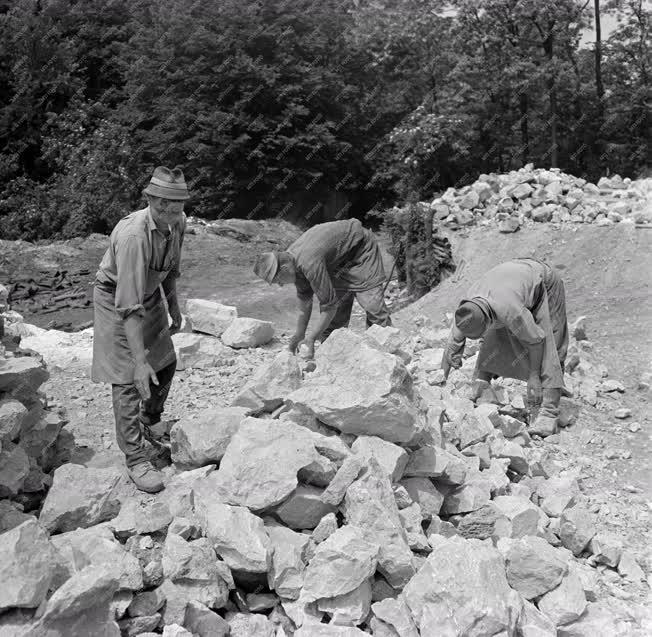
[322,285,392,340]
[111,360,176,468]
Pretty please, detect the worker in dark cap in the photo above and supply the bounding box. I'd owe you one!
[254,218,391,358]
[442,258,569,435]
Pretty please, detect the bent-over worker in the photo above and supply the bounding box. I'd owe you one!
[91,166,188,493]
[254,218,391,358]
[442,258,569,433]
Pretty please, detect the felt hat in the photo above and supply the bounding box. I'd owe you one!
[143,166,190,200]
[254,252,279,284]
[454,300,487,339]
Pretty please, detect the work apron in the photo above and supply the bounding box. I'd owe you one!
[91,283,175,385]
[475,260,568,389]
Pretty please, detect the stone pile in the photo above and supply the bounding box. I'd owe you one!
[0,341,74,528]
[1,323,649,636]
[406,167,652,233]
[173,299,275,370]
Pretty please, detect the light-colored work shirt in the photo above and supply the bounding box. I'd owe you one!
[287,219,386,311]
[95,207,186,319]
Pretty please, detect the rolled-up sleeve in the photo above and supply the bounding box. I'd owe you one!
[114,235,149,319]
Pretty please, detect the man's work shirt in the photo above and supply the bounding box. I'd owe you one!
[462,259,547,345]
[287,219,386,311]
[95,207,186,319]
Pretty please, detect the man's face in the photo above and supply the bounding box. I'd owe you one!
[150,197,185,226]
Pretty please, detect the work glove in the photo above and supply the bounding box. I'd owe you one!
[442,338,465,380]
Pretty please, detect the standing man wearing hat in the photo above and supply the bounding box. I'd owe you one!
[253,218,391,358]
[92,166,189,492]
[442,258,569,435]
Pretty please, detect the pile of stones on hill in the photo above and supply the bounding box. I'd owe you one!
[398,167,652,234]
[0,339,74,528]
[1,304,649,637]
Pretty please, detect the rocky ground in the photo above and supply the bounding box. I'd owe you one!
[0,167,651,636]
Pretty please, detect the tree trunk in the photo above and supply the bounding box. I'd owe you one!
[543,27,558,167]
[594,0,604,108]
[519,91,529,165]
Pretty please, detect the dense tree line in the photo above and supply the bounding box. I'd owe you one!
[0,0,649,240]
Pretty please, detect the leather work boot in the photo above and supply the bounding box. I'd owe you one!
[127,461,165,493]
[529,388,561,438]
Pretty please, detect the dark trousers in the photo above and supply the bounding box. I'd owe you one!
[322,285,392,340]
[111,360,176,468]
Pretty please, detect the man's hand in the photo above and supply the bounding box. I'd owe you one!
[134,360,159,401]
[298,338,315,360]
[287,333,304,354]
[527,373,543,408]
[168,301,182,335]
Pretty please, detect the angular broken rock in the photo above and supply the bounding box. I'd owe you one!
[617,550,646,582]
[170,406,248,467]
[0,355,49,402]
[0,519,58,611]
[221,317,274,348]
[185,299,237,337]
[301,525,379,603]
[287,329,422,444]
[320,454,364,506]
[457,409,495,449]
[194,489,270,573]
[111,499,173,539]
[232,350,302,413]
[294,625,368,637]
[39,463,122,533]
[317,578,372,626]
[343,460,416,588]
[212,417,322,510]
[0,444,29,498]
[184,600,230,637]
[404,535,521,636]
[490,436,529,474]
[0,398,26,443]
[227,613,278,637]
[559,507,596,556]
[398,503,430,552]
[493,495,546,538]
[538,571,587,627]
[455,503,511,541]
[35,565,119,637]
[352,436,408,482]
[537,475,580,518]
[372,595,419,637]
[613,407,632,419]
[501,535,568,599]
[52,524,144,591]
[399,477,444,519]
[172,332,235,370]
[441,480,492,515]
[127,587,166,617]
[517,600,556,637]
[276,484,338,529]
[312,512,338,544]
[266,524,310,599]
[556,602,632,637]
[163,624,194,637]
[403,445,467,485]
[587,533,622,568]
[162,533,231,609]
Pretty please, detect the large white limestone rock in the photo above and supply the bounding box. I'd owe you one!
[172,332,235,370]
[39,463,122,533]
[221,318,274,348]
[194,488,270,573]
[266,524,310,599]
[185,299,237,337]
[0,519,59,612]
[301,525,379,603]
[500,535,568,599]
[403,536,521,636]
[211,418,323,511]
[52,525,143,591]
[232,350,302,413]
[342,459,416,588]
[538,571,587,627]
[287,329,422,444]
[170,406,248,467]
[317,578,373,626]
[352,436,408,482]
